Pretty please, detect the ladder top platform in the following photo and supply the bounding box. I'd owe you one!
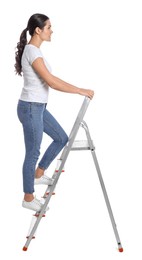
[71,140,94,150]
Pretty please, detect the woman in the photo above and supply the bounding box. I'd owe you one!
[15,13,94,212]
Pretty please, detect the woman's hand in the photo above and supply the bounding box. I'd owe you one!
[78,88,94,99]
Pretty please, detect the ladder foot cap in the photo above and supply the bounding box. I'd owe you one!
[23,246,28,251]
[118,248,123,252]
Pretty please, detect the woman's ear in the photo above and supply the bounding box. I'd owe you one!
[35,27,42,35]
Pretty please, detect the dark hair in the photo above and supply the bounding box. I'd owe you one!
[14,13,49,76]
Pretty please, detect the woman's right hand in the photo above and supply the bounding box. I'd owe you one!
[78,88,94,100]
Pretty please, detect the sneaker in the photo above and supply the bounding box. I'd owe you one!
[22,198,42,212]
[34,175,54,186]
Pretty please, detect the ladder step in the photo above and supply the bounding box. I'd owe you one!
[71,140,94,150]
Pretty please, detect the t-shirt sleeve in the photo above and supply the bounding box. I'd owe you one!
[27,46,43,65]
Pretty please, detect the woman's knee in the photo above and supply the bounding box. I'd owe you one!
[59,131,68,147]
[63,133,68,146]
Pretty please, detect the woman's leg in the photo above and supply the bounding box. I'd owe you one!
[17,100,45,198]
[37,107,68,172]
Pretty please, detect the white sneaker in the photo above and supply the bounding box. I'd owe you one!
[34,175,54,185]
[22,198,42,212]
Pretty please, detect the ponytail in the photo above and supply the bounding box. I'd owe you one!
[14,28,28,76]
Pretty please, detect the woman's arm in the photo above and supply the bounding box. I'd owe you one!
[32,57,94,99]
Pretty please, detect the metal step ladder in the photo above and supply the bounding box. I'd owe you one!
[22,97,123,252]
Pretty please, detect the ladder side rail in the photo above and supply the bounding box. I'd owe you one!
[23,97,91,250]
[82,121,123,250]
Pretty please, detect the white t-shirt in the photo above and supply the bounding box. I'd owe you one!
[20,44,51,103]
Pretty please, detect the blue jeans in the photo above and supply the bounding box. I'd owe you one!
[17,100,68,194]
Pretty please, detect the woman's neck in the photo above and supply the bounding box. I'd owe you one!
[28,35,42,48]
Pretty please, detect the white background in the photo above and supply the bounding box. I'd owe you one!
[0,0,142,259]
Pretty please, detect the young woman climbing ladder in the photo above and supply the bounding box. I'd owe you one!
[15,13,94,212]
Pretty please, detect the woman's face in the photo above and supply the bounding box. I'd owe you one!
[40,19,53,41]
